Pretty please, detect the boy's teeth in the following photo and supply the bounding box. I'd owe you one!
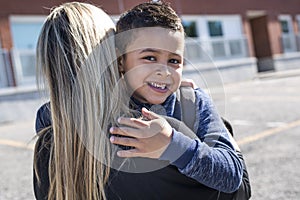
[149,82,166,89]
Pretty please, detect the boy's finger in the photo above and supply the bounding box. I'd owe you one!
[110,127,122,134]
[110,127,133,136]
[117,149,140,158]
[110,136,138,148]
[118,117,148,128]
[128,118,150,128]
[111,126,149,138]
[141,107,159,120]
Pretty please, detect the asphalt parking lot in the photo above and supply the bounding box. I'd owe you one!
[0,74,299,199]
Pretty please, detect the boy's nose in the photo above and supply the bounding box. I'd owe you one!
[156,65,171,77]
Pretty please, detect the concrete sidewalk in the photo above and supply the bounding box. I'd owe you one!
[254,68,300,80]
[0,98,44,125]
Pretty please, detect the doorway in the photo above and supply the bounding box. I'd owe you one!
[249,14,275,72]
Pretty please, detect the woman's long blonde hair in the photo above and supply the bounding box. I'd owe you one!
[35,2,127,199]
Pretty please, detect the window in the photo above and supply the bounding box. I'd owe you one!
[182,15,247,61]
[280,20,289,33]
[182,21,198,37]
[11,22,43,49]
[207,20,225,57]
[279,15,297,53]
[10,16,45,86]
[208,21,223,37]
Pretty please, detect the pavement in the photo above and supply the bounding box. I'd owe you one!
[0,69,300,199]
[222,74,300,200]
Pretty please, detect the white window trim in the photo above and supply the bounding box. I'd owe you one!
[297,15,300,31]
[181,15,199,21]
[201,15,241,21]
[10,15,46,23]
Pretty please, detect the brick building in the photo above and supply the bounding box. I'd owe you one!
[0,0,299,88]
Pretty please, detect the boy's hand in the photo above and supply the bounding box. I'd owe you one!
[109,108,173,159]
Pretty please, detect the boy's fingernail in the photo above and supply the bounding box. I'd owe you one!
[117,117,122,123]
[110,136,114,142]
[117,151,123,157]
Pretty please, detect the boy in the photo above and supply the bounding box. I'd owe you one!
[109,1,243,194]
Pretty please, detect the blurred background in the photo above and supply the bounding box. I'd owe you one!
[0,0,300,199]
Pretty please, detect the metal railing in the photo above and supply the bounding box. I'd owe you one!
[296,34,300,52]
[280,34,298,53]
[184,36,249,62]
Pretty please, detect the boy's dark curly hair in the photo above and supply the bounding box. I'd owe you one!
[115,1,183,54]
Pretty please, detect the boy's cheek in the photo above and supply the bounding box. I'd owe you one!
[176,69,183,81]
[175,67,183,76]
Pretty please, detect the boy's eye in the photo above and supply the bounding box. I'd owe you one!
[169,59,180,64]
[143,56,156,61]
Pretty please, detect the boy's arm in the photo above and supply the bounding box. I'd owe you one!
[160,88,243,193]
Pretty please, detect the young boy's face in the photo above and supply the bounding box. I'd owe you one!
[120,27,184,105]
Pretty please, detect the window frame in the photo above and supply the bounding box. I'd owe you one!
[278,15,297,53]
[9,15,46,86]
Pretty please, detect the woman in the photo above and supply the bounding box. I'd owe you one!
[34,2,128,199]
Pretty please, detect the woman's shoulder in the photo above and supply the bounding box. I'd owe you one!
[35,102,51,133]
[36,102,50,118]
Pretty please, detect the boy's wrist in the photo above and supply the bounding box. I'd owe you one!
[159,129,195,166]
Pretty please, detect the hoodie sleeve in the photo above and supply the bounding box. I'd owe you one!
[160,88,243,193]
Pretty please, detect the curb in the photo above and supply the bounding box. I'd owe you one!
[0,86,41,101]
[255,69,300,80]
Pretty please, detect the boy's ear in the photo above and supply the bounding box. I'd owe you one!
[117,56,125,72]
[116,48,125,72]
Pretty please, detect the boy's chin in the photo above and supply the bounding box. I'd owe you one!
[146,97,167,105]
[133,93,169,105]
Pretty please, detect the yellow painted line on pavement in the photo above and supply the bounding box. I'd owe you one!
[237,119,300,146]
[2,119,300,149]
[0,139,34,150]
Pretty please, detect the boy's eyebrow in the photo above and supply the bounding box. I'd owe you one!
[139,48,160,53]
[139,48,182,57]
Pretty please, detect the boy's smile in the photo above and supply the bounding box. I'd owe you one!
[120,27,185,105]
